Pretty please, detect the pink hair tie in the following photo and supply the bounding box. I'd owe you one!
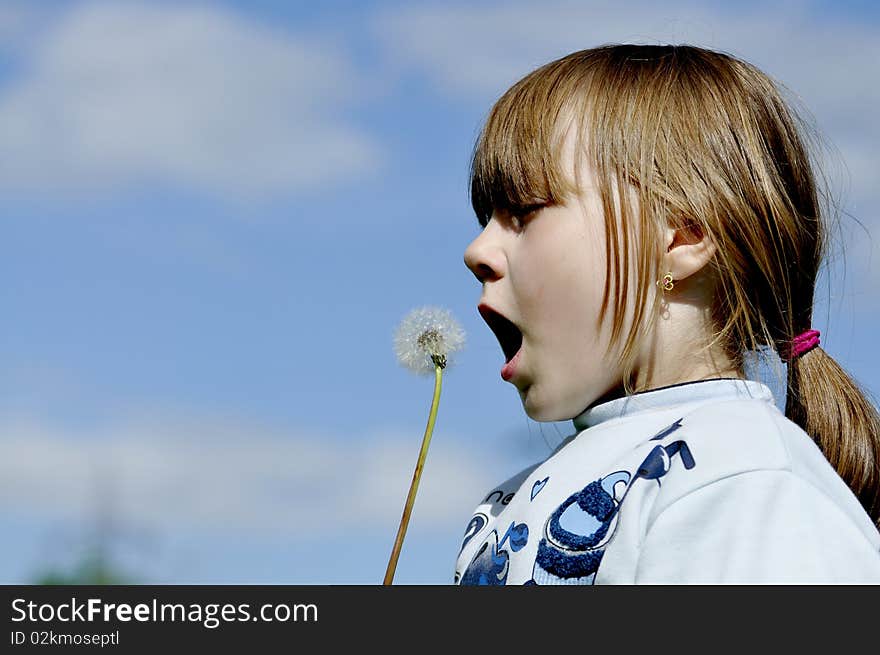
[783,329,820,361]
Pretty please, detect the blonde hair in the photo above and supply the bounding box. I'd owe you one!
[469,44,880,526]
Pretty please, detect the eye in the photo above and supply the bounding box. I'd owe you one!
[509,203,546,228]
[479,203,546,232]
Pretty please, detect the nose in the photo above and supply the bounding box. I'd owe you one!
[463,223,504,284]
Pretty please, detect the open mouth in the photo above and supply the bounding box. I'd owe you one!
[478,305,523,363]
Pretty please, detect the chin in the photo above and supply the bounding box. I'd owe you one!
[521,394,572,423]
[522,387,598,423]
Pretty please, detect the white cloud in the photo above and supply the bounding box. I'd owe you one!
[373,0,880,284]
[372,1,879,108]
[0,412,494,540]
[0,1,382,200]
[0,2,52,52]
[371,1,879,178]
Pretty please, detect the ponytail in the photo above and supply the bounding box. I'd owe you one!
[786,347,880,527]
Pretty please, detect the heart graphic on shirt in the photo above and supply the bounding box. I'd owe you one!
[530,476,549,500]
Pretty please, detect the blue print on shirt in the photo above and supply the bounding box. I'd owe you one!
[460,521,529,586]
[530,419,695,585]
[530,476,549,500]
[458,512,488,556]
[650,417,683,441]
[531,470,629,584]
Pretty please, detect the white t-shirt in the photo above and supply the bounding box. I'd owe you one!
[453,378,880,584]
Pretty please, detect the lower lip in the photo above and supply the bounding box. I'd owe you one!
[501,349,522,381]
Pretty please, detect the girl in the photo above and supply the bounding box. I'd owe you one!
[456,44,880,584]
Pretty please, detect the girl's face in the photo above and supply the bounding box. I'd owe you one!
[464,163,635,421]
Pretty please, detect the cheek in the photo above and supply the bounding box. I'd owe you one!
[561,247,608,321]
[535,259,608,348]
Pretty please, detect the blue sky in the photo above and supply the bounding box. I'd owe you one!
[1,0,878,584]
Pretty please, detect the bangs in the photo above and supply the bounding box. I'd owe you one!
[469,57,588,226]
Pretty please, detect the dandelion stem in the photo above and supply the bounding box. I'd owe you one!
[383,362,443,585]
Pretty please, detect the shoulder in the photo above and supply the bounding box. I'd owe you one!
[646,399,877,539]
[635,467,880,582]
[635,396,880,570]
[644,395,841,516]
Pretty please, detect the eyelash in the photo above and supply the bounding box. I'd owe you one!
[477,203,545,231]
[509,203,545,227]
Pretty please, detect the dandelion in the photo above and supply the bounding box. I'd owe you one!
[384,306,465,585]
[393,306,466,375]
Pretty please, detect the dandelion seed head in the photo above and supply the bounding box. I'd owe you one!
[394,305,466,375]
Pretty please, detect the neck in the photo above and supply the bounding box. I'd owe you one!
[646,272,742,384]
[596,295,743,406]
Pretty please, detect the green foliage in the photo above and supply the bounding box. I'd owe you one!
[31,549,138,585]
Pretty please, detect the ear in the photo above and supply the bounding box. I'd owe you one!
[663,219,716,282]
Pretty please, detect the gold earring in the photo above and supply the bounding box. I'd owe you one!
[659,272,674,292]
